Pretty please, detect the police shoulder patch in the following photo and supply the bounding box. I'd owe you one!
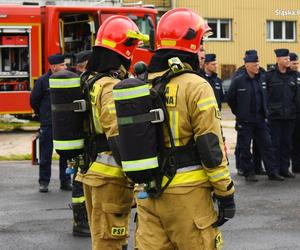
[215,232,224,249]
[111,226,126,237]
[165,83,178,107]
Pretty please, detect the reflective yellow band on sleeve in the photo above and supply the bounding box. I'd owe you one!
[53,139,84,150]
[89,162,124,178]
[72,196,85,204]
[49,78,80,88]
[197,97,218,111]
[122,157,159,172]
[206,168,230,183]
[113,85,150,100]
[162,169,208,187]
[107,103,116,115]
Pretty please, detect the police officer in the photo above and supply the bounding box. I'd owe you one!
[290,52,300,173]
[198,53,223,110]
[232,50,266,176]
[197,42,206,70]
[75,16,145,249]
[227,52,283,181]
[30,54,72,193]
[135,9,235,250]
[75,50,92,75]
[266,49,298,178]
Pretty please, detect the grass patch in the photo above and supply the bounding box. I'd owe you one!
[0,153,59,161]
[0,121,40,131]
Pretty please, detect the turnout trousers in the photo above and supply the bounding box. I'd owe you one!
[135,184,222,250]
[79,165,133,250]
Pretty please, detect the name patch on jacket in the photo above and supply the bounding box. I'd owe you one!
[165,83,178,107]
[111,226,126,236]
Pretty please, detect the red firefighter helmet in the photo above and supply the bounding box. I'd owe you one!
[156,8,212,53]
[95,15,140,59]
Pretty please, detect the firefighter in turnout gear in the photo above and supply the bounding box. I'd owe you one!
[134,9,235,250]
[75,16,148,250]
[49,66,91,237]
[71,51,92,237]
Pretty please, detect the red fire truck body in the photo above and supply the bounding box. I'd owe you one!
[0,5,157,115]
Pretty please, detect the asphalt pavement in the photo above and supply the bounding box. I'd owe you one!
[0,157,300,250]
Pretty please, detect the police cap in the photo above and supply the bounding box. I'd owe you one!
[289,52,298,61]
[76,50,92,64]
[245,50,257,56]
[48,54,65,65]
[205,54,216,63]
[274,48,289,57]
[244,54,259,63]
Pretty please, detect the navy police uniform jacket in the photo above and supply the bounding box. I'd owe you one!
[227,71,268,122]
[265,66,298,120]
[198,69,223,110]
[30,70,52,126]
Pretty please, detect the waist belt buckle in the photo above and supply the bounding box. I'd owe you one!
[150,108,164,123]
[73,99,87,112]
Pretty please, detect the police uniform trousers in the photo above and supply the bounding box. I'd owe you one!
[234,123,264,174]
[269,120,295,175]
[78,162,133,250]
[39,125,70,185]
[291,115,300,173]
[135,184,222,250]
[236,121,277,176]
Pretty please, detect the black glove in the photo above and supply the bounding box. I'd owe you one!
[213,195,236,227]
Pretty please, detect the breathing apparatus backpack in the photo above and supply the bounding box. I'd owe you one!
[113,57,201,198]
[49,69,111,173]
[49,70,86,159]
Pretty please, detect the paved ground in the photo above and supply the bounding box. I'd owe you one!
[1,108,300,249]
[1,158,300,250]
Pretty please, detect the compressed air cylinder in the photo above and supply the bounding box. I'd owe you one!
[49,69,85,158]
[113,78,160,184]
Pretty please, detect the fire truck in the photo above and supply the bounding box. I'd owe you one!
[0,4,157,115]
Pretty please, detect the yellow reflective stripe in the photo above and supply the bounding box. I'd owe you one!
[161,39,176,46]
[122,157,159,172]
[113,85,150,100]
[72,196,85,204]
[90,84,103,134]
[197,97,218,111]
[107,103,116,115]
[49,78,80,88]
[206,168,230,182]
[162,169,208,187]
[89,162,124,177]
[53,139,84,150]
[92,105,103,134]
[102,39,116,48]
[169,110,180,146]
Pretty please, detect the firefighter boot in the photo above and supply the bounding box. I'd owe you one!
[72,203,91,237]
